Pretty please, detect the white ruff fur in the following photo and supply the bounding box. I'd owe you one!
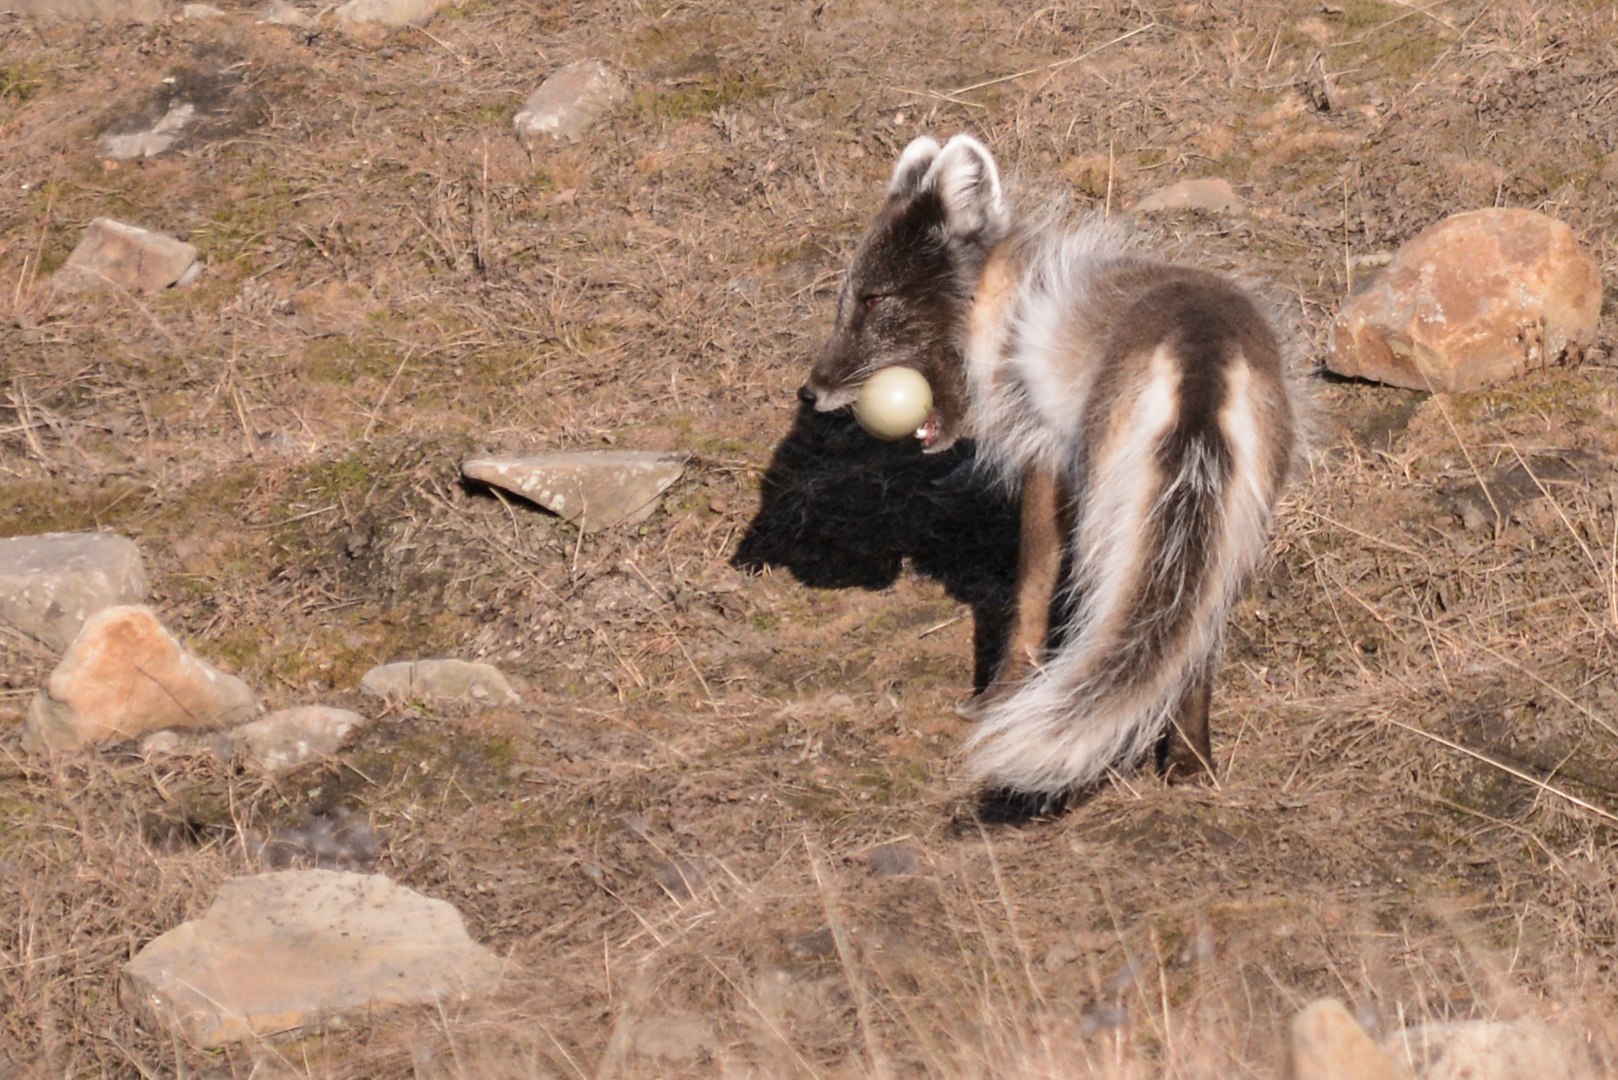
[964,220,1143,480]
[960,220,1292,794]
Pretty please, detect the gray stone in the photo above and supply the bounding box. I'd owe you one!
[1131,177,1240,215]
[139,730,184,758]
[867,842,919,877]
[1,0,164,19]
[137,727,235,761]
[252,812,382,870]
[653,855,708,899]
[0,531,148,651]
[1286,999,1408,1080]
[50,219,198,295]
[180,2,222,15]
[97,60,257,164]
[463,450,686,532]
[513,60,628,143]
[120,870,502,1048]
[1328,208,1602,391]
[332,0,450,27]
[99,102,195,160]
[1384,1019,1589,1080]
[233,705,366,772]
[358,659,520,705]
[24,605,259,752]
[630,1014,717,1063]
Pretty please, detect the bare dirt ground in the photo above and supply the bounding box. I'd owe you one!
[3,0,1618,1076]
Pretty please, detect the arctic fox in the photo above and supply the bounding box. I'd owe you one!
[798,135,1302,796]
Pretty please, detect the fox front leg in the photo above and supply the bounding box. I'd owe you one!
[959,463,1066,720]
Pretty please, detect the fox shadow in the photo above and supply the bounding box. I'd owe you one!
[735,402,1115,825]
[732,402,1021,695]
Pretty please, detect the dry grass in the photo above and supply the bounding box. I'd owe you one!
[3,0,1618,1076]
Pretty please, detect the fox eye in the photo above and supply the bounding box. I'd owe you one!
[862,293,886,311]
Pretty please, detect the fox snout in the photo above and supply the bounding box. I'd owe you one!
[798,337,864,413]
[796,376,854,413]
[796,381,843,411]
[795,376,847,412]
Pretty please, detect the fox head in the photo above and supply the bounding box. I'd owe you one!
[799,134,1012,454]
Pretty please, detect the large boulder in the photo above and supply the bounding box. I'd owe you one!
[1327,209,1601,391]
[121,870,503,1048]
[0,531,148,651]
[24,605,259,752]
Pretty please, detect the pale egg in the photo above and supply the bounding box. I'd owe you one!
[853,366,933,441]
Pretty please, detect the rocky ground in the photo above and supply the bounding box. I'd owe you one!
[3,0,1618,1077]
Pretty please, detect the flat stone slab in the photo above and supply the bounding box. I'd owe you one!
[50,218,198,295]
[0,531,148,651]
[4,0,165,19]
[256,0,313,24]
[233,705,366,771]
[332,0,451,27]
[24,605,259,752]
[1328,208,1601,391]
[100,102,196,160]
[514,60,628,143]
[121,870,502,1048]
[463,450,686,532]
[1131,177,1240,215]
[359,659,520,705]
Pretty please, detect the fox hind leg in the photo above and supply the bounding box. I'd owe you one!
[1157,664,1215,783]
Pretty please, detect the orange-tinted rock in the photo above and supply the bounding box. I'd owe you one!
[24,605,259,751]
[1287,999,1409,1080]
[1328,209,1601,391]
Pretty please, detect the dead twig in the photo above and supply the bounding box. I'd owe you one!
[940,23,1159,97]
[1387,717,1618,826]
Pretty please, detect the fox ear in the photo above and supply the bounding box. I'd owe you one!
[888,136,943,198]
[928,135,1008,240]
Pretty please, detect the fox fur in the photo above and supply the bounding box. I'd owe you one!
[800,134,1302,796]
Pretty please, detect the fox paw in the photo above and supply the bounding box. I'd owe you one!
[953,695,978,722]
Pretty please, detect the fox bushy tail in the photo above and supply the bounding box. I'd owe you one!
[964,382,1280,795]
